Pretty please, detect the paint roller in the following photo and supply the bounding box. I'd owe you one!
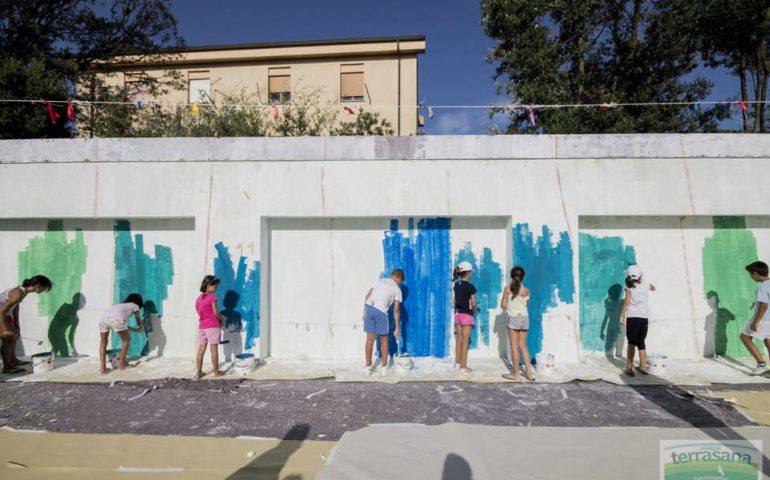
[21,336,44,346]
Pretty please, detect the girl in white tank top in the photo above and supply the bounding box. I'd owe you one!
[501,266,535,382]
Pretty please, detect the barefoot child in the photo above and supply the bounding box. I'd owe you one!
[195,275,225,379]
[501,266,535,382]
[362,269,404,377]
[453,261,476,374]
[620,265,656,376]
[0,275,53,374]
[98,293,144,373]
[741,261,770,376]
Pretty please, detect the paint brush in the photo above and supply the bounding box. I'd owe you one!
[21,336,44,346]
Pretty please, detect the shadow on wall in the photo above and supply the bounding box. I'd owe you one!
[48,292,86,357]
[222,290,244,361]
[600,284,624,359]
[704,290,736,357]
[226,423,310,480]
[144,300,167,357]
[442,453,473,480]
[493,312,510,369]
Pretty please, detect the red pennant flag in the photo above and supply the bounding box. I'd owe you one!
[271,105,279,120]
[734,100,748,112]
[344,106,355,115]
[67,100,75,121]
[42,100,60,124]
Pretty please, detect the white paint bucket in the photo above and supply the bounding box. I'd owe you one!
[647,354,668,376]
[234,353,258,376]
[535,353,556,370]
[106,349,121,369]
[395,353,414,371]
[31,352,53,373]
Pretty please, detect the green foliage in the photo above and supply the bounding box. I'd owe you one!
[93,88,393,137]
[482,0,733,133]
[0,0,184,139]
[334,107,395,135]
[679,0,770,132]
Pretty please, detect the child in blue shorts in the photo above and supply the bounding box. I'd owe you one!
[362,269,404,377]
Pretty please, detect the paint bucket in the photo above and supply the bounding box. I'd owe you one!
[535,353,556,370]
[234,353,258,376]
[646,354,668,376]
[395,353,414,371]
[31,352,53,373]
[106,349,121,369]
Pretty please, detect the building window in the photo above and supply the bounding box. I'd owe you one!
[124,74,145,104]
[188,77,211,103]
[269,68,291,104]
[340,65,364,102]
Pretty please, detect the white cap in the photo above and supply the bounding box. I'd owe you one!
[457,261,473,273]
[627,264,643,279]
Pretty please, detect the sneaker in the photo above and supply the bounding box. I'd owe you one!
[364,365,374,376]
[749,363,769,376]
[453,363,461,370]
[460,367,473,375]
[378,365,389,377]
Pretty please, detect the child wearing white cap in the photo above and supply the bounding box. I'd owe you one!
[453,261,477,374]
[741,261,770,376]
[620,264,656,376]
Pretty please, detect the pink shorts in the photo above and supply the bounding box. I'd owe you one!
[199,327,221,345]
[455,313,475,327]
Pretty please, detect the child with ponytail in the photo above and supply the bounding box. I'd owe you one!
[453,261,477,374]
[0,275,53,373]
[501,267,535,382]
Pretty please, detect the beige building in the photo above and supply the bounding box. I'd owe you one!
[110,35,425,135]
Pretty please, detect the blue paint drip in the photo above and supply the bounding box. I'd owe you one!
[512,223,575,359]
[213,242,261,350]
[381,218,452,357]
[112,220,174,357]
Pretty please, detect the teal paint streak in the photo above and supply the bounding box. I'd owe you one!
[213,242,261,350]
[454,243,503,348]
[578,233,636,351]
[112,220,174,357]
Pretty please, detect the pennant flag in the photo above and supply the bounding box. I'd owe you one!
[271,105,279,120]
[599,102,617,109]
[191,102,200,116]
[66,100,75,121]
[42,100,60,124]
[734,100,748,112]
[527,107,536,127]
[428,106,434,119]
[344,106,355,115]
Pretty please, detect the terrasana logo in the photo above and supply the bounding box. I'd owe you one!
[660,440,762,480]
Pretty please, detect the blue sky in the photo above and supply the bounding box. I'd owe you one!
[169,0,744,134]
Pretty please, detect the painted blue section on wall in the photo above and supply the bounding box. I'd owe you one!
[213,242,261,350]
[512,223,575,359]
[112,220,174,357]
[382,217,452,357]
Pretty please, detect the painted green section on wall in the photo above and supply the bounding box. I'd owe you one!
[702,216,761,357]
[17,220,87,356]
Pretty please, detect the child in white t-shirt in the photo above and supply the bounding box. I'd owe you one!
[98,293,144,374]
[742,261,770,376]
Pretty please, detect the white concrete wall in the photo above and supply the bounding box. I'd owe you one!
[1,135,769,362]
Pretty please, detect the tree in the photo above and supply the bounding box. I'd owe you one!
[0,0,183,139]
[482,0,729,133]
[684,0,770,132]
[334,107,395,135]
[93,88,393,137]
